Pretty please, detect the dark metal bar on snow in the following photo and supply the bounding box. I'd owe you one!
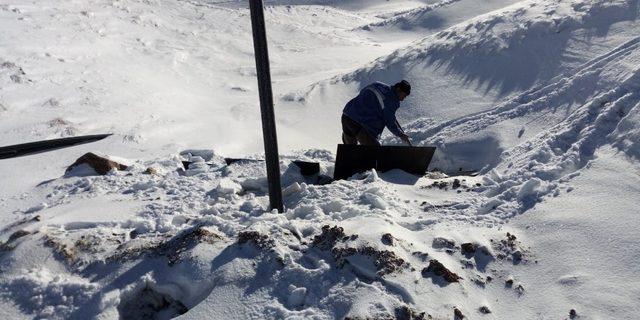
[249,0,284,213]
[0,134,112,160]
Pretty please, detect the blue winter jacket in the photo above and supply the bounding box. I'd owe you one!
[342,82,405,139]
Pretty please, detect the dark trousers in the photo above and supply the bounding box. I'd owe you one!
[341,114,380,146]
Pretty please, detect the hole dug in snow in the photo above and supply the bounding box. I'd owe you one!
[117,277,188,320]
[430,133,504,174]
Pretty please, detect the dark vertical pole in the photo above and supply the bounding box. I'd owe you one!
[249,0,284,213]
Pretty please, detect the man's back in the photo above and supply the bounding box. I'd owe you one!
[343,82,401,138]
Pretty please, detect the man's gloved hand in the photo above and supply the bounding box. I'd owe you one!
[400,134,412,146]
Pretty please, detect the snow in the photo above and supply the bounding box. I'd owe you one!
[1,0,640,319]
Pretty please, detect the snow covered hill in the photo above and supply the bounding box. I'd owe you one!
[1,0,639,319]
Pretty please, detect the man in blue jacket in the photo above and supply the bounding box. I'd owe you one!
[341,80,412,146]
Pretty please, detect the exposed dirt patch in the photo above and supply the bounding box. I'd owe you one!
[344,305,430,320]
[108,226,222,265]
[44,234,78,264]
[333,246,408,276]
[237,230,275,250]
[421,259,462,283]
[74,234,106,254]
[492,232,529,264]
[0,230,33,251]
[158,227,222,265]
[311,225,349,250]
[394,305,431,320]
[311,225,407,276]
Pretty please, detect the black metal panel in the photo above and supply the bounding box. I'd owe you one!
[333,144,436,180]
[224,158,264,166]
[0,134,112,160]
[292,160,320,176]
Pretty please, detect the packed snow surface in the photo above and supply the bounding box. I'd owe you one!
[1,0,639,319]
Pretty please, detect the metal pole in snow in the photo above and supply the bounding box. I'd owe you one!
[249,0,284,213]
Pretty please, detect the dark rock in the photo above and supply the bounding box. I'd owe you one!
[505,278,514,287]
[570,309,577,319]
[67,152,128,175]
[461,259,474,269]
[421,259,461,283]
[452,179,461,189]
[432,181,448,189]
[479,306,491,314]
[412,251,429,261]
[381,233,394,246]
[460,242,477,255]
[472,277,486,287]
[395,305,428,320]
[513,250,523,263]
[454,307,465,319]
[1,230,32,251]
[7,229,31,242]
[431,237,456,249]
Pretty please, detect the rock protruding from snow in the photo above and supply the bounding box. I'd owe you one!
[66,152,128,175]
[421,259,462,283]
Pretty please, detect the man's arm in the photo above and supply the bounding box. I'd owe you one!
[382,106,403,136]
[394,119,412,146]
[383,108,412,146]
[383,107,412,145]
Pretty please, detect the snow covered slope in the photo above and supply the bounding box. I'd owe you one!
[1,0,639,319]
[290,0,640,172]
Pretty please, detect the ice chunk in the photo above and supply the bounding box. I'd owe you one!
[283,182,302,196]
[363,193,387,210]
[216,178,242,195]
[287,286,307,308]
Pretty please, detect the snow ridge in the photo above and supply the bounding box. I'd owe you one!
[357,0,463,31]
